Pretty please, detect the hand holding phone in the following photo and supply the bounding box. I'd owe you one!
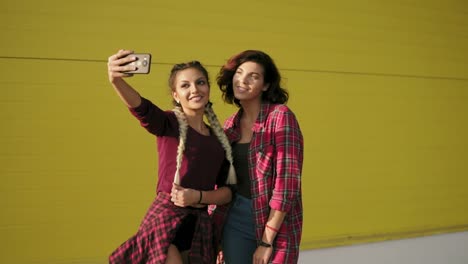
[122,53,152,74]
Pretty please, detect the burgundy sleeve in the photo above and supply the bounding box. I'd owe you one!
[128,97,176,136]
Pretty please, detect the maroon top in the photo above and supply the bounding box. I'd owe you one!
[129,97,228,193]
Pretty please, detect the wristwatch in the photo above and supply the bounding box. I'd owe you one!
[259,241,272,248]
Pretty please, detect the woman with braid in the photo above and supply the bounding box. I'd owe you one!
[107,49,236,264]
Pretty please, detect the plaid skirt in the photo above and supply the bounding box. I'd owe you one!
[109,192,216,264]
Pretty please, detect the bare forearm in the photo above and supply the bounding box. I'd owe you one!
[262,209,286,244]
[199,186,232,205]
[107,49,142,108]
[171,184,233,207]
[110,78,142,108]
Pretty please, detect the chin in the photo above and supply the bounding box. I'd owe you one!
[233,94,247,101]
[188,102,208,110]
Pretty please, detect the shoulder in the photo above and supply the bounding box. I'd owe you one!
[223,111,240,129]
[267,104,297,119]
[264,104,302,131]
[271,104,291,113]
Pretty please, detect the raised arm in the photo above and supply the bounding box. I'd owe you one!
[107,49,142,108]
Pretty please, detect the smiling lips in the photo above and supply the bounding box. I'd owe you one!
[236,85,248,92]
[189,95,203,102]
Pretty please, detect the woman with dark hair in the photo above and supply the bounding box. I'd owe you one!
[216,50,304,264]
[106,49,236,264]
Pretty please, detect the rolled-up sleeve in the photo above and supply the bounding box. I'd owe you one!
[269,109,304,213]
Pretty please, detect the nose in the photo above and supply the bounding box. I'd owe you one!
[239,74,248,84]
[190,83,200,93]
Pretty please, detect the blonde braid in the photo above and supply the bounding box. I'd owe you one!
[204,103,237,184]
[172,106,188,185]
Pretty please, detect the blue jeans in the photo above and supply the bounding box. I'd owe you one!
[222,194,257,264]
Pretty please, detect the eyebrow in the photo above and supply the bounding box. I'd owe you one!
[179,76,206,83]
[237,67,262,76]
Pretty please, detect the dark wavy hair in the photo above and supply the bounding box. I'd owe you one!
[168,61,210,106]
[217,50,288,107]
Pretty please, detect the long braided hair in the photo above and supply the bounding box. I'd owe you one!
[169,61,236,185]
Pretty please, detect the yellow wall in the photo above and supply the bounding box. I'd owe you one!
[1,1,468,263]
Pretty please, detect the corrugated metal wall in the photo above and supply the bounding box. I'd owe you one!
[1,1,467,263]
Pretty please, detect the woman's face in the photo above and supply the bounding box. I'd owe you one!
[232,61,269,104]
[172,68,210,114]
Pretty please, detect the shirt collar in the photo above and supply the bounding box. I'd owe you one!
[232,102,272,133]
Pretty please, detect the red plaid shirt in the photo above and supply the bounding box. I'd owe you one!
[224,103,304,263]
[109,192,216,264]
